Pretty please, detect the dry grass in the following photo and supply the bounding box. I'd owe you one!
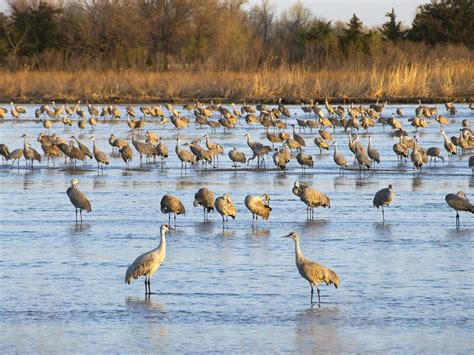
[1,59,473,103]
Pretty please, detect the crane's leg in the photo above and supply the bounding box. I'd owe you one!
[222,215,225,229]
[144,277,148,295]
[75,208,78,222]
[310,285,314,304]
[382,206,385,223]
[456,212,459,227]
[317,287,321,306]
[80,209,83,222]
[168,213,171,226]
[174,213,177,228]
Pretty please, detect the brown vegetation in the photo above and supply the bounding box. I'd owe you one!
[1,57,473,103]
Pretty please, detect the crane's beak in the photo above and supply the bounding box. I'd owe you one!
[281,233,292,238]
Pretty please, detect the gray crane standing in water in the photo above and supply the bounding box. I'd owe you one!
[445,191,474,227]
[215,193,236,229]
[373,184,395,222]
[160,194,185,228]
[125,224,173,295]
[283,232,339,306]
[193,187,215,221]
[66,178,92,222]
[245,194,272,227]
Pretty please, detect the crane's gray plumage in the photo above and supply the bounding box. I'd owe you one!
[283,232,339,305]
[161,194,185,228]
[193,187,215,221]
[90,136,109,168]
[125,224,171,295]
[66,178,91,222]
[245,194,271,226]
[445,191,474,227]
[215,193,236,229]
[373,184,394,222]
[292,182,330,221]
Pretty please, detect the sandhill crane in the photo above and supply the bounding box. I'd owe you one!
[155,137,168,165]
[215,193,236,229]
[332,142,348,173]
[245,194,271,227]
[373,184,394,222]
[0,144,10,163]
[426,147,444,165]
[410,138,424,170]
[66,178,92,222]
[109,133,128,152]
[354,139,371,172]
[10,102,20,119]
[245,133,272,168]
[160,194,185,228]
[283,232,339,305]
[131,131,155,163]
[120,144,133,169]
[89,136,109,169]
[21,135,41,168]
[125,224,172,295]
[175,138,195,169]
[69,141,86,166]
[440,130,457,160]
[88,104,99,117]
[265,127,283,148]
[78,118,87,133]
[291,124,306,146]
[435,115,449,127]
[292,182,330,220]
[72,136,92,162]
[325,99,335,116]
[37,134,60,167]
[242,101,256,114]
[126,105,136,118]
[396,107,404,117]
[445,192,473,227]
[393,136,409,163]
[314,137,330,154]
[319,129,333,141]
[296,151,313,171]
[278,98,291,118]
[9,148,23,168]
[189,139,214,170]
[193,188,215,221]
[273,147,290,170]
[203,134,224,163]
[228,146,246,169]
[367,136,380,168]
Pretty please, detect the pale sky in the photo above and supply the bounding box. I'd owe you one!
[0,0,424,27]
[247,0,425,27]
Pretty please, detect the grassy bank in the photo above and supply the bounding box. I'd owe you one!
[1,60,473,104]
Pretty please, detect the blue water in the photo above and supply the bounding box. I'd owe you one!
[0,103,473,353]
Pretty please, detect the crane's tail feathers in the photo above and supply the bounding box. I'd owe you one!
[326,269,340,289]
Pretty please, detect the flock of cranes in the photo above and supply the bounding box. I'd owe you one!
[2,99,473,305]
[1,99,473,173]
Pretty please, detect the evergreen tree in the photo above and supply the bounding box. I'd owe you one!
[380,8,405,41]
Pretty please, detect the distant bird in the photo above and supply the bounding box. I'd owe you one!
[66,178,91,222]
[0,143,10,163]
[283,232,339,305]
[332,142,348,173]
[228,146,246,169]
[125,224,172,295]
[245,133,272,168]
[373,184,395,222]
[296,151,313,171]
[273,146,290,170]
[215,193,236,229]
[9,148,23,168]
[245,194,271,227]
[155,137,168,164]
[175,138,196,169]
[445,192,474,227]
[427,147,444,165]
[367,136,380,168]
[90,136,109,169]
[160,194,185,228]
[193,187,215,221]
[440,130,457,160]
[72,136,93,161]
[119,144,133,169]
[292,182,330,221]
[396,107,404,117]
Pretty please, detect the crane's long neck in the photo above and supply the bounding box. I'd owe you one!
[441,132,449,143]
[157,228,166,252]
[333,144,338,157]
[294,238,304,263]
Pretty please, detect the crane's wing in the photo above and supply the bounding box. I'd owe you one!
[125,251,159,284]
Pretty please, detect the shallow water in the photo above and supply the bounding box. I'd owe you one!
[0,103,473,353]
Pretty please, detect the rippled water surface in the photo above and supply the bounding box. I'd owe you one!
[1,103,473,353]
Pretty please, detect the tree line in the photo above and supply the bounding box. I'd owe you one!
[0,0,472,71]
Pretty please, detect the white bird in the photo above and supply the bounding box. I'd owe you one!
[125,224,172,295]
